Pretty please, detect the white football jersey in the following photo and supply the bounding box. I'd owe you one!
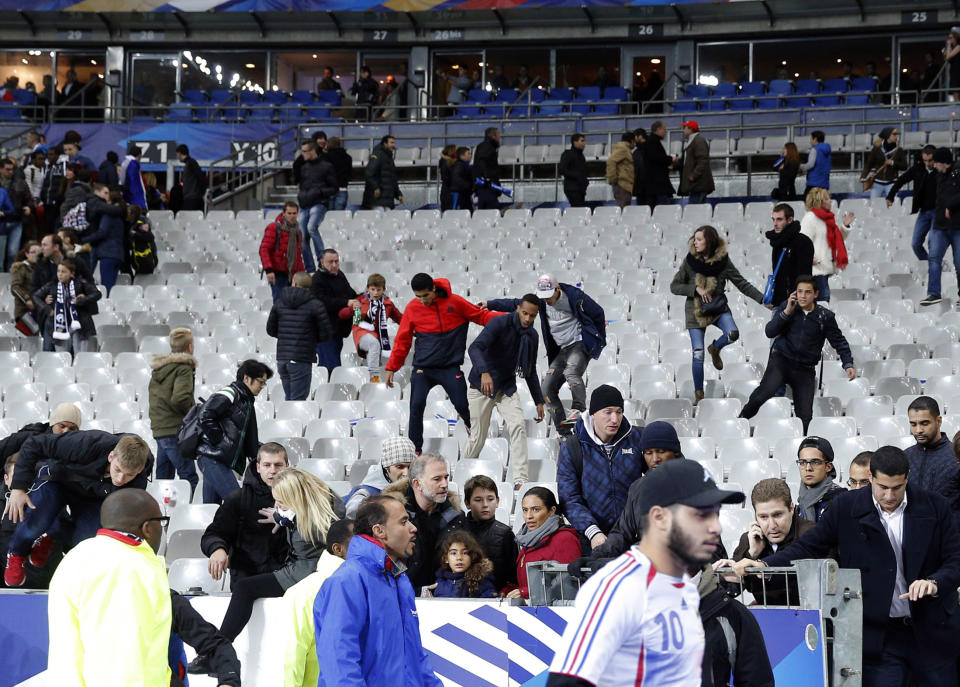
[549,547,704,687]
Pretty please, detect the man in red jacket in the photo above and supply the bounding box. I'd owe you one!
[386,273,502,453]
[259,202,305,303]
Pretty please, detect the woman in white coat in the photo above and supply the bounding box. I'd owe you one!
[800,187,854,302]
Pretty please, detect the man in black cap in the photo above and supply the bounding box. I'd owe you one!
[923,147,960,306]
[730,446,960,687]
[547,459,744,687]
[795,435,846,523]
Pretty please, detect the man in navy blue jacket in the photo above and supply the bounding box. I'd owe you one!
[485,274,605,433]
[731,446,960,687]
[740,275,855,433]
[463,294,545,488]
[557,385,644,552]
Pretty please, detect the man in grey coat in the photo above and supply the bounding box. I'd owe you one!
[678,120,714,205]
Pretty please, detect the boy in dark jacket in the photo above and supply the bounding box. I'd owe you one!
[148,327,199,494]
[462,294,544,487]
[196,359,272,505]
[740,276,855,433]
[794,436,846,523]
[267,271,332,401]
[3,431,152,587]
[558,134,588,207]
[557,385,644,553]
[486,274,606,432]
[201,443,290,590]
[463,475,518,590]
[385,274,501,453]
[449,146,475,211]
[32,257,100,356]
[260,202,305,303]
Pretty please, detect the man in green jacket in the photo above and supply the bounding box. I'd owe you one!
[148,327,198,494]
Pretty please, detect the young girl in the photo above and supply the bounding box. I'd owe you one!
[505,487,581,600]
[340,273,403,383]
[670,225,767,405]
[429,530,497,598]
[33,257,100,355]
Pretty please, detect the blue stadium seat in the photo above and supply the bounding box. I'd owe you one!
[209,89,232,104]
[549,87,573,101]
[845,93,870,105]
[795,79,821,95]
[739,81,766,96]
[685,84,710,99]
[704,98,727,111]
[277,104,305,122]
[263,90,288,105]
[672,99,699,113]
[239,91,261,106]
[577,86,601,100]
[529,88,547,103]
[768,80,793,96]
[455,102,485,118]
[851,77,877,92]
[537,100,566,116]
[570,100,592,115]
[247,105,274,121]
[182,89,207,105]
[220,105,244,122]
[603,86,628,100]
[291,90,315,104]
[166,103,194,121]
[12,89,35,105]
[712,83,737,98]
[487,88,517,117]
[304,106,331,120]
[316,90,341,106]
[466,88,489,102]
[728,97,755,111]
[0,104,23,121]
[594,98,620,115]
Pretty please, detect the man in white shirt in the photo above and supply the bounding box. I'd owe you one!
[730,446,960,687]
[547,459,744,687]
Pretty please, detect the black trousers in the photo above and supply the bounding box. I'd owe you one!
[219,571,284,641]
[564,188,586,207]
[740,352,816,433]
[476,187,500,210]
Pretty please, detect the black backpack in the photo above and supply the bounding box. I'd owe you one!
[176,397,207,460]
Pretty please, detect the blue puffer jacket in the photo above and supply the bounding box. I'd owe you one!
[807,141,831,189]
[557,415,645,541]
[487,283,606,364]
[431,561,497,598]
[313,535,443,687]
[905,434,960,514]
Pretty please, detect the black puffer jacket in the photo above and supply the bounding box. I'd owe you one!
[935,162,960,230]
[266,286,333,363]
[466,513,518,590]
[473,136,500,183]
[180,155,207,202]
[0,421,50,462]
[765,220,814,308]
[200,462,289,578]
[364,143,400,207]
[11,430,153,498]
[325,148,352,189]
[450,159,474,206]
[310,268,357,339]
[298,157,338,209]
[196,381,259,472]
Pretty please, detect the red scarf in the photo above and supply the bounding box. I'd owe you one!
[810,207,848,271]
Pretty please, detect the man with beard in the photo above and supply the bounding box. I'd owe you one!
[547,459,744,687]
[767,204,814,307]
[905,396,960,516]
[383,453,465,593]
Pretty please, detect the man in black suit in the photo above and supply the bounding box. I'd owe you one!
[729,446,960,687]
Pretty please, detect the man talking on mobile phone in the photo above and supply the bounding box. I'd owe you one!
[739,275,855,434]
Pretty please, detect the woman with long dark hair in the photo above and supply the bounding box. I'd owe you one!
[772,142,800,201]
[671,225,767,405]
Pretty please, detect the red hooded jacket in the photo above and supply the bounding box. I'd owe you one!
[259,212,305,276]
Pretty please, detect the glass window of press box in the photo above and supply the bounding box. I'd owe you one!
[179,51,267,95]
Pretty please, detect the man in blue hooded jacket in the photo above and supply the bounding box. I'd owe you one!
[314,494,442,687]
[485,274,605,433]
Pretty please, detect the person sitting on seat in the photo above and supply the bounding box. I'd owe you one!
[344,436,414,519]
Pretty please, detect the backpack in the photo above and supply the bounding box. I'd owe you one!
[563,435,584,476]
[130,223,158,275]
[62,201,88,233]
[176,397,207,460]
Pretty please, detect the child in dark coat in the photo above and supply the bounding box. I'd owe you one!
[427,530,497,599]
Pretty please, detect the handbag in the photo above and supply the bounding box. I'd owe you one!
[15,312,38,336]
[699,292,728,317]
[762,249,787,305]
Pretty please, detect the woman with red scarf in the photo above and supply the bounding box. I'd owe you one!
[800,187,853,302]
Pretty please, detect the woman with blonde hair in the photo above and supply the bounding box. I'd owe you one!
[860,127,907,199]
[190,466,344,674]
[800,187,854,302]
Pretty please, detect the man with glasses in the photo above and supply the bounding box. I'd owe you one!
[47,489,173,685]
[794,436,846,523]
[3,431,152,587]
[196,359,273,506]
[848,452,873,490]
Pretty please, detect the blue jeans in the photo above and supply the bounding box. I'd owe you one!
[7,475,102,556]
[927,229,960,298]
[813,275,831,302]
[269,272,290,303]
[316,337,343,375]
[912,209,935,260]
[155,435,199,494]
[199,457,241,505]
[278,360,313,401]
[331,190,348,211]
[869,181,893,200]
[0,220,19,271]
[682,193,708,207]
[297,203,326,273]
[688,311,737,392]
[95,257,120,296]
[408,366,470,452]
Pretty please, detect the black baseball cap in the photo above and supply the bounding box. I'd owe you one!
[797,436,834,462]
[636,459,744,513]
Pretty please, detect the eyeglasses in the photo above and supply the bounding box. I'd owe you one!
[796,459,826,468]
[847,478,871,488]
[143,516,170,528]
